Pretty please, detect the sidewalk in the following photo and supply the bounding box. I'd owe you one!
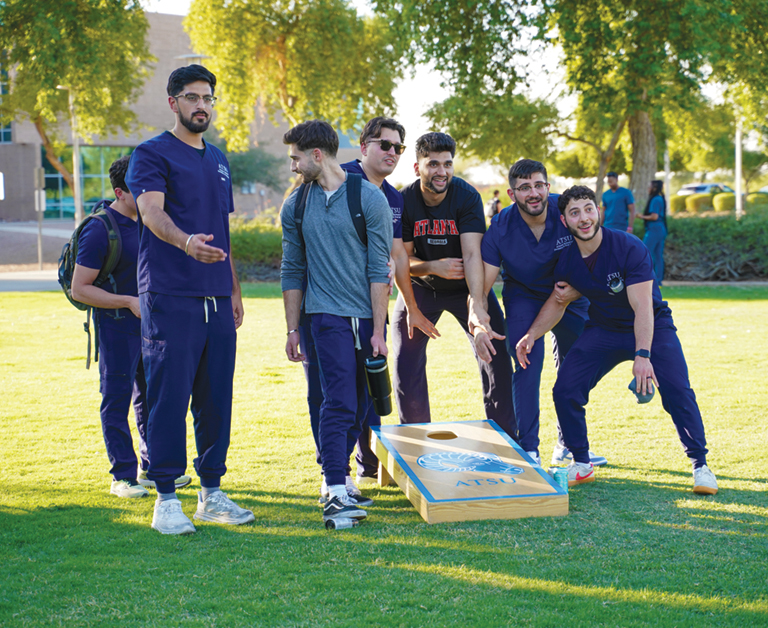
[0,220,72,291]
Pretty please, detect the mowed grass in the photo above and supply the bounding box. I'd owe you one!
[1,284,767,627]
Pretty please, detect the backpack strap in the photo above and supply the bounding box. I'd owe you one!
[91,206,124,321]
[345,173,366,246]
[293,182,312,249]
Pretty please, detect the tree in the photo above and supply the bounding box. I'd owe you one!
[0,0,153,191]
[185,0,403,152]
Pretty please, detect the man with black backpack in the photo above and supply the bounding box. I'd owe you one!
[280,120,393,524]
[70,156,191,499]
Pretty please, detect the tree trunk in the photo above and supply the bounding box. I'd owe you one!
[34,115,74,190]
[628,110,657,213]
[595,118,627,203]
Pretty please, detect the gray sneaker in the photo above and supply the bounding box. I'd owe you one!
[137,469,193,490]
[111,478,149,499]
[151,499,196,535]
[193,491,255,525]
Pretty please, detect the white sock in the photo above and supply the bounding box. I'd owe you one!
[328,484,347,500]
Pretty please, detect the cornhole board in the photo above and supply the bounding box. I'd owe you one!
[371,420,568,524]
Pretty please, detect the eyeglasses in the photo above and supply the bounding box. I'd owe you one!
[174,93,217,107]
[366,139,407,155]
[513,182,550,194]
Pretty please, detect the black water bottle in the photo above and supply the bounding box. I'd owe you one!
[364,355,393,416]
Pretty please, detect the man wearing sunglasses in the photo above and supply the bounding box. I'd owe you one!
[470,159,607,468]
[126,65,253,535]
[393,132,516,438]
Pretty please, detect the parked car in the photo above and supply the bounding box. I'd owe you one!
[676,183,734,196]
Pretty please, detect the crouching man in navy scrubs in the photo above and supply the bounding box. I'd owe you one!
[515,186,718,494]
[281,120,393,524]
[126,65,254,535]
[71,157,191,499]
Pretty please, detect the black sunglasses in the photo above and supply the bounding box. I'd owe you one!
[367,139,407,155]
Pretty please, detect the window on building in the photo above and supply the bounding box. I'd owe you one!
[0,65,11,144]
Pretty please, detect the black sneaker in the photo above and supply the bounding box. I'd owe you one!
[323,495,367,521]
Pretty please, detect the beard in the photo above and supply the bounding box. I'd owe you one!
[517,193,547,217]
[179,109,211,134]
[297,161,322,184]
[423,173,452,194]
[566,219,600,242]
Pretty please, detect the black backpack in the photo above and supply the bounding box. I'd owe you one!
[294,173,366,246]
[58,200,123,369]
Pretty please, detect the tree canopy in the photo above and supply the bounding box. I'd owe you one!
[0,0,153,189]
[185,0,403,152]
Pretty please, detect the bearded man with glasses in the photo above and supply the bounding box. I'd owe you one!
[126,64,253,535]
[470,159,608,469]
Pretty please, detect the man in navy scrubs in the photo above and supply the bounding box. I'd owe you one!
[126,65,254,535]
[281,120,392,523]
[393,132,515,437]
[71,157,191,499]
[471,159,606,468]
[515,185,718,494]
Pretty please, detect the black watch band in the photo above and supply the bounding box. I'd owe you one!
[635,349,651,359]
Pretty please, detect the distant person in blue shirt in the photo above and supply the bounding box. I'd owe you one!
[601,172,635,232]
[636,180,667,285]
[126,64,253,535]
[515,185,718,495]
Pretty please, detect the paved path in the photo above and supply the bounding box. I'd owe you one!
[0,269,60,292]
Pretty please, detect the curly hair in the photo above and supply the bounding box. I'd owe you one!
[557,185,596,215]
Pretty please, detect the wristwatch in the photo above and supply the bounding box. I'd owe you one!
[635,349,651,359]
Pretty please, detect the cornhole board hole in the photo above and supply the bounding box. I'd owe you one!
[371,420,568,524]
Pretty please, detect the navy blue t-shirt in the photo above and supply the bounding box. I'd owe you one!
[125,131,234,297]
[553,228,673,332]
[481,194,589,316]
[401,176,486,292]
[341,160,403,239]
[75,203,140,335]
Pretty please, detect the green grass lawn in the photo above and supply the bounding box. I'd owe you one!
[1,285,767,627]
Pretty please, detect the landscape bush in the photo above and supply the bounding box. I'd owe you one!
[747,192,768,206]
[685,192,714,213]
[230,216,283,266]
[712,193,736,212]
[669,195,687,214]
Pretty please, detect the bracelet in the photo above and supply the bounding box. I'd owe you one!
[635,349,651,359]
[185,233,195,256]
[287,329,299,336]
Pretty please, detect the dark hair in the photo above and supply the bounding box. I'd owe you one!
[508,159,547,189]
[606,171,618,179]
[360,116,405,145]
[167,64,216,97]
[283,120,339,157]
[493,189,499,195]
[109,155,131,193]
[649,179,664,198]
[415,132,456,158]
[557,185,596,215]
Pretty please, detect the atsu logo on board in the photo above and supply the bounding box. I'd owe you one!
[417,452,524,487]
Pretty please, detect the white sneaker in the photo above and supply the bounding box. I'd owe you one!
[551,444,608,467]
[566,461,595,487]
[526,451,542,466]
[152,499,196,535]
[320,476,374,507]
[110,478,149,499]
[193,490,255,525]
[693,465,718,495]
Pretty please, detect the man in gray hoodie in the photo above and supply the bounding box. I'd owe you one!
[280,120,393,523]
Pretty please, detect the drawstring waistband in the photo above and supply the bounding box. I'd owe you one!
[203,296,218,323]
[351,317,362,350]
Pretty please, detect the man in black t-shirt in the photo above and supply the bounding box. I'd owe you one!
[393,133,516,437]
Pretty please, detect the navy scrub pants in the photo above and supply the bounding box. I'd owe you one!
[392,284,516,438]
[300,314,380,478]
[553,325,708,468]
[98,323,148,481]
[311,313,376,487]
[503,295,585,454]
[140,293,237,495]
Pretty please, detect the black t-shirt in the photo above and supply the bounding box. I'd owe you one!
[401,176,486,292]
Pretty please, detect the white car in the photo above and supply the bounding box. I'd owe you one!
[676,183,734,196]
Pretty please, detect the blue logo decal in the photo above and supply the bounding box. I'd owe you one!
[417,451,524,475]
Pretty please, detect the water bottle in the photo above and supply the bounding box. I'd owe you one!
[364,355,393,416]
[325,518,359,530]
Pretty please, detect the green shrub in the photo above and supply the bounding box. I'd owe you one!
[685,193,714,213]
[230,216,283,265]
[747,192,768,207]
[713,193,736,212]
[666,207,768,280]
[669,195,687,214]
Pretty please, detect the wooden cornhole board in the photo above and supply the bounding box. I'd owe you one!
[371,420,568,524]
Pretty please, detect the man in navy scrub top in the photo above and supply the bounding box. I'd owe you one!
[126,65,254,535]
[514,185,718,495]
[393,132,515,438]
[471,159,607,468]
[71,157,192,499]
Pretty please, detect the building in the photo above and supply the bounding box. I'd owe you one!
[0,12,359,223]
